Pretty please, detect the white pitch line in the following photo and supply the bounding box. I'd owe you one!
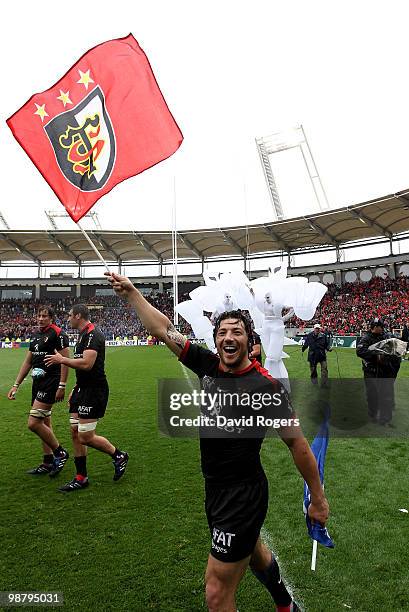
[180,362,195,390]
[257,438,305,608]
[260,526,300,606]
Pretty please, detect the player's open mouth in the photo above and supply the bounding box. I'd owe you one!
[223,345,238,356]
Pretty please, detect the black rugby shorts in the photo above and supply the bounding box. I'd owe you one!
[31,376,59,406]
[69,383,109,420]
[205,474,268,562]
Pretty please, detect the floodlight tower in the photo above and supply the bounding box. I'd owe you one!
[45,210,102,230]
[255,124,330,221]
[0,211,10,229]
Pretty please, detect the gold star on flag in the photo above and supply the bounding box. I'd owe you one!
[57,89,72,107]
[34,103,49,122]
[77,69,94,90]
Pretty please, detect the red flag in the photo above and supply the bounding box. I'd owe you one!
[7,34,183,222]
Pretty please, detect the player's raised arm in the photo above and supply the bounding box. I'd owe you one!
[105,272,187,357]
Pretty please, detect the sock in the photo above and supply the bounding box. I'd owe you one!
[53,445,64,457]
[111,447,122,460]
[74,456,87,478]
[43,454,53,465]
[251,554,292,607]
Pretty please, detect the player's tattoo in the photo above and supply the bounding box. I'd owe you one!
[166,323,186,348]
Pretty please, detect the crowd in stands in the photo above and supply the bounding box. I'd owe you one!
[292,276,409,334]
[1,276,408,341]
[0,292,191,341]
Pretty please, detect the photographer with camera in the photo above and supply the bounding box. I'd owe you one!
[356,318,401,427]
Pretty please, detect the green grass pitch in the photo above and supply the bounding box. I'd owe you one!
[0,346,408,611]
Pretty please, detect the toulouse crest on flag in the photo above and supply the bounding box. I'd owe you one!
[7,34,183,222]
[44,87,116,192]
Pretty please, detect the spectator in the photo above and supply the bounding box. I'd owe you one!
[301,323,331,386]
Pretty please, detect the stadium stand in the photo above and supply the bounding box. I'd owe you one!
[293,275,409,334]
[0,292,192,341]
[1,276,408,341]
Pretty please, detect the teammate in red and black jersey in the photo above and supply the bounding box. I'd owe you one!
[44,304,128,492]
[106,272,330,612]
[7,306,70,476]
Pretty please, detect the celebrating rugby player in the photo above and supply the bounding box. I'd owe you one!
[106,272,329,612]
[44,304,129,492]
[7,306,70,477]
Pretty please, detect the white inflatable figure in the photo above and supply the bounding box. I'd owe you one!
[292,281,327,320]
[211,292,237,323]
[175,266,326,377]
[176,271,253,352]
[251,266,327,389]
[258,291,294,384]
[176,299,216,352]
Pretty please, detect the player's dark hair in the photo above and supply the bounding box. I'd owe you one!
[37,305,54,320]
[213,310,253,353]
[72,304,90,320]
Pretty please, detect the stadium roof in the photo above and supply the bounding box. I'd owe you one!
[1,188,409,264]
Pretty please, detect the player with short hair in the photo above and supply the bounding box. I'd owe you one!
[44,303,129,492]
[7,306,70,476]
[106,272,329,612]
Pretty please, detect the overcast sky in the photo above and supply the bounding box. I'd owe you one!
[1,0,409,241]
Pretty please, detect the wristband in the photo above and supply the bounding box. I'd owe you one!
[13,383,20,387]
[58,384,66,389]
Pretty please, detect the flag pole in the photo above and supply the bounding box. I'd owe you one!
[172,174,179,326]
[76,221,111,273]
[311,480,328,570]
[311,539,318,571]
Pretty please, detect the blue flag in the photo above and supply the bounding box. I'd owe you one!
[303,409,334,548]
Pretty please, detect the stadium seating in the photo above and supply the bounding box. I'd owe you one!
[0,292,192,341]
[1,276,408,341]
[292,276,409,334]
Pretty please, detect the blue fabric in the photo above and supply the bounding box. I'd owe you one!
[303,410,335,548]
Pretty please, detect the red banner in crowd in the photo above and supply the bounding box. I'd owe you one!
[7,34,183,222]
